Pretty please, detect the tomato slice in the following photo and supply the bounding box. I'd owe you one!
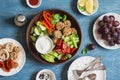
[2,62,10,72]
[0,61,4,68]
[56,39,63,48]
[5,59,14,69]
[55,49,62,54]
[62,42,71,54]
[70,48,77,54]
[61,56,66,61]
[66,46,71,54]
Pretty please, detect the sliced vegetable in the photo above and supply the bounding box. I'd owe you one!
[30,27,34,34]
[57,54,62,60]
[34,27,40,35]
[30,21,48,43]
[43,11,55,30]
[62,15,67,21]
[51,19,59,25]
[52,14,67,24]
[49,51,59,58]
[30,36,36,42]
[41,54,55,63]
[65,54,72,59]
[53,14,61,20]
[62,33,79,48]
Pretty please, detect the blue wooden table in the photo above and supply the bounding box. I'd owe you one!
[0,0,120,80]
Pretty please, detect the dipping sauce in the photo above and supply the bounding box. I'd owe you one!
[35,36,54,54]
[29,0,39,5]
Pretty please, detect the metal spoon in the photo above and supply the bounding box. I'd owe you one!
[73,56,101,78]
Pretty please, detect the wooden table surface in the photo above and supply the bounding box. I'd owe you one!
[0,0,120,80]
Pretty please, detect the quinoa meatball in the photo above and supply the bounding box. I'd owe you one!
[63,27,72,36]
[64,20,71,28]
[71,28,77,34]
[56,21,65,30]
[53,30,62,38]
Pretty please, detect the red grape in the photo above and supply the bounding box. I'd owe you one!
[98,20,105,27]
[112,32,118,38]
[116,39,120,44]
[109,40,115,46]
[112,21,120,27]
[103,15,110,22]
[106,22,112,29]
[88,44,96,50]
[116,28,120,33]
[109,15,115,22]
[102,27,109,34]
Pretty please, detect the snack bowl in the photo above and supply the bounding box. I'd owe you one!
[26,0,42,8]
[26,9,82,64]
[36,69,56,80]
[77,0,99,16]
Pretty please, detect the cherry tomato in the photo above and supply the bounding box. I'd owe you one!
[5,59,14,69]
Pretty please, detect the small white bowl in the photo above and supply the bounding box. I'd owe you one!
[77,0,99,16]
[36,69,56,80]
[26,0,42,8]
[35,36,54,54]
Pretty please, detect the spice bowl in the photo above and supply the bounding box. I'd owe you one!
[26,0,42,8]
[36,69,56,80]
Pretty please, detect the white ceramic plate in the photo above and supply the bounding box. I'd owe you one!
[0,38,26,76]
[36,69,56,80]
[67,56,106,80]
[93,13,120,49]
[77,0,99,16]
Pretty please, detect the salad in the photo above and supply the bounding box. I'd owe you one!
[30,11,80,63]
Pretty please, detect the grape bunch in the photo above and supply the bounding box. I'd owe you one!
[97,15,120,46]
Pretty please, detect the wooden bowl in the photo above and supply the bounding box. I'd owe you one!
[26,9,82,65]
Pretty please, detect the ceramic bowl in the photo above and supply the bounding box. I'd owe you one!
[26,9,82,64]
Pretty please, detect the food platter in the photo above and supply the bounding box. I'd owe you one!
[67,56,106,80]
[93,13,120,49]
[0,38,26,76]
[26,9,82,64]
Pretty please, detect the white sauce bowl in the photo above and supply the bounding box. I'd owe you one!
[35,36,54,54]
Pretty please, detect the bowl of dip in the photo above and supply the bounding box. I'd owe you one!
[35,36,54,54]
[26,0,42,8]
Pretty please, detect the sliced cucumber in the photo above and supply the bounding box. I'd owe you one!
[34,27,40,35]
[30,36,36,42]
[30,27,34,34]
[33,33,37,37]
[57,54,62,60]
[40,32,44,36]
[40,25,46,31]
[65,54,72,59]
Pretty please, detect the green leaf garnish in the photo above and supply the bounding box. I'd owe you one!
[81,48,88,54]
[79,6,85,12]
